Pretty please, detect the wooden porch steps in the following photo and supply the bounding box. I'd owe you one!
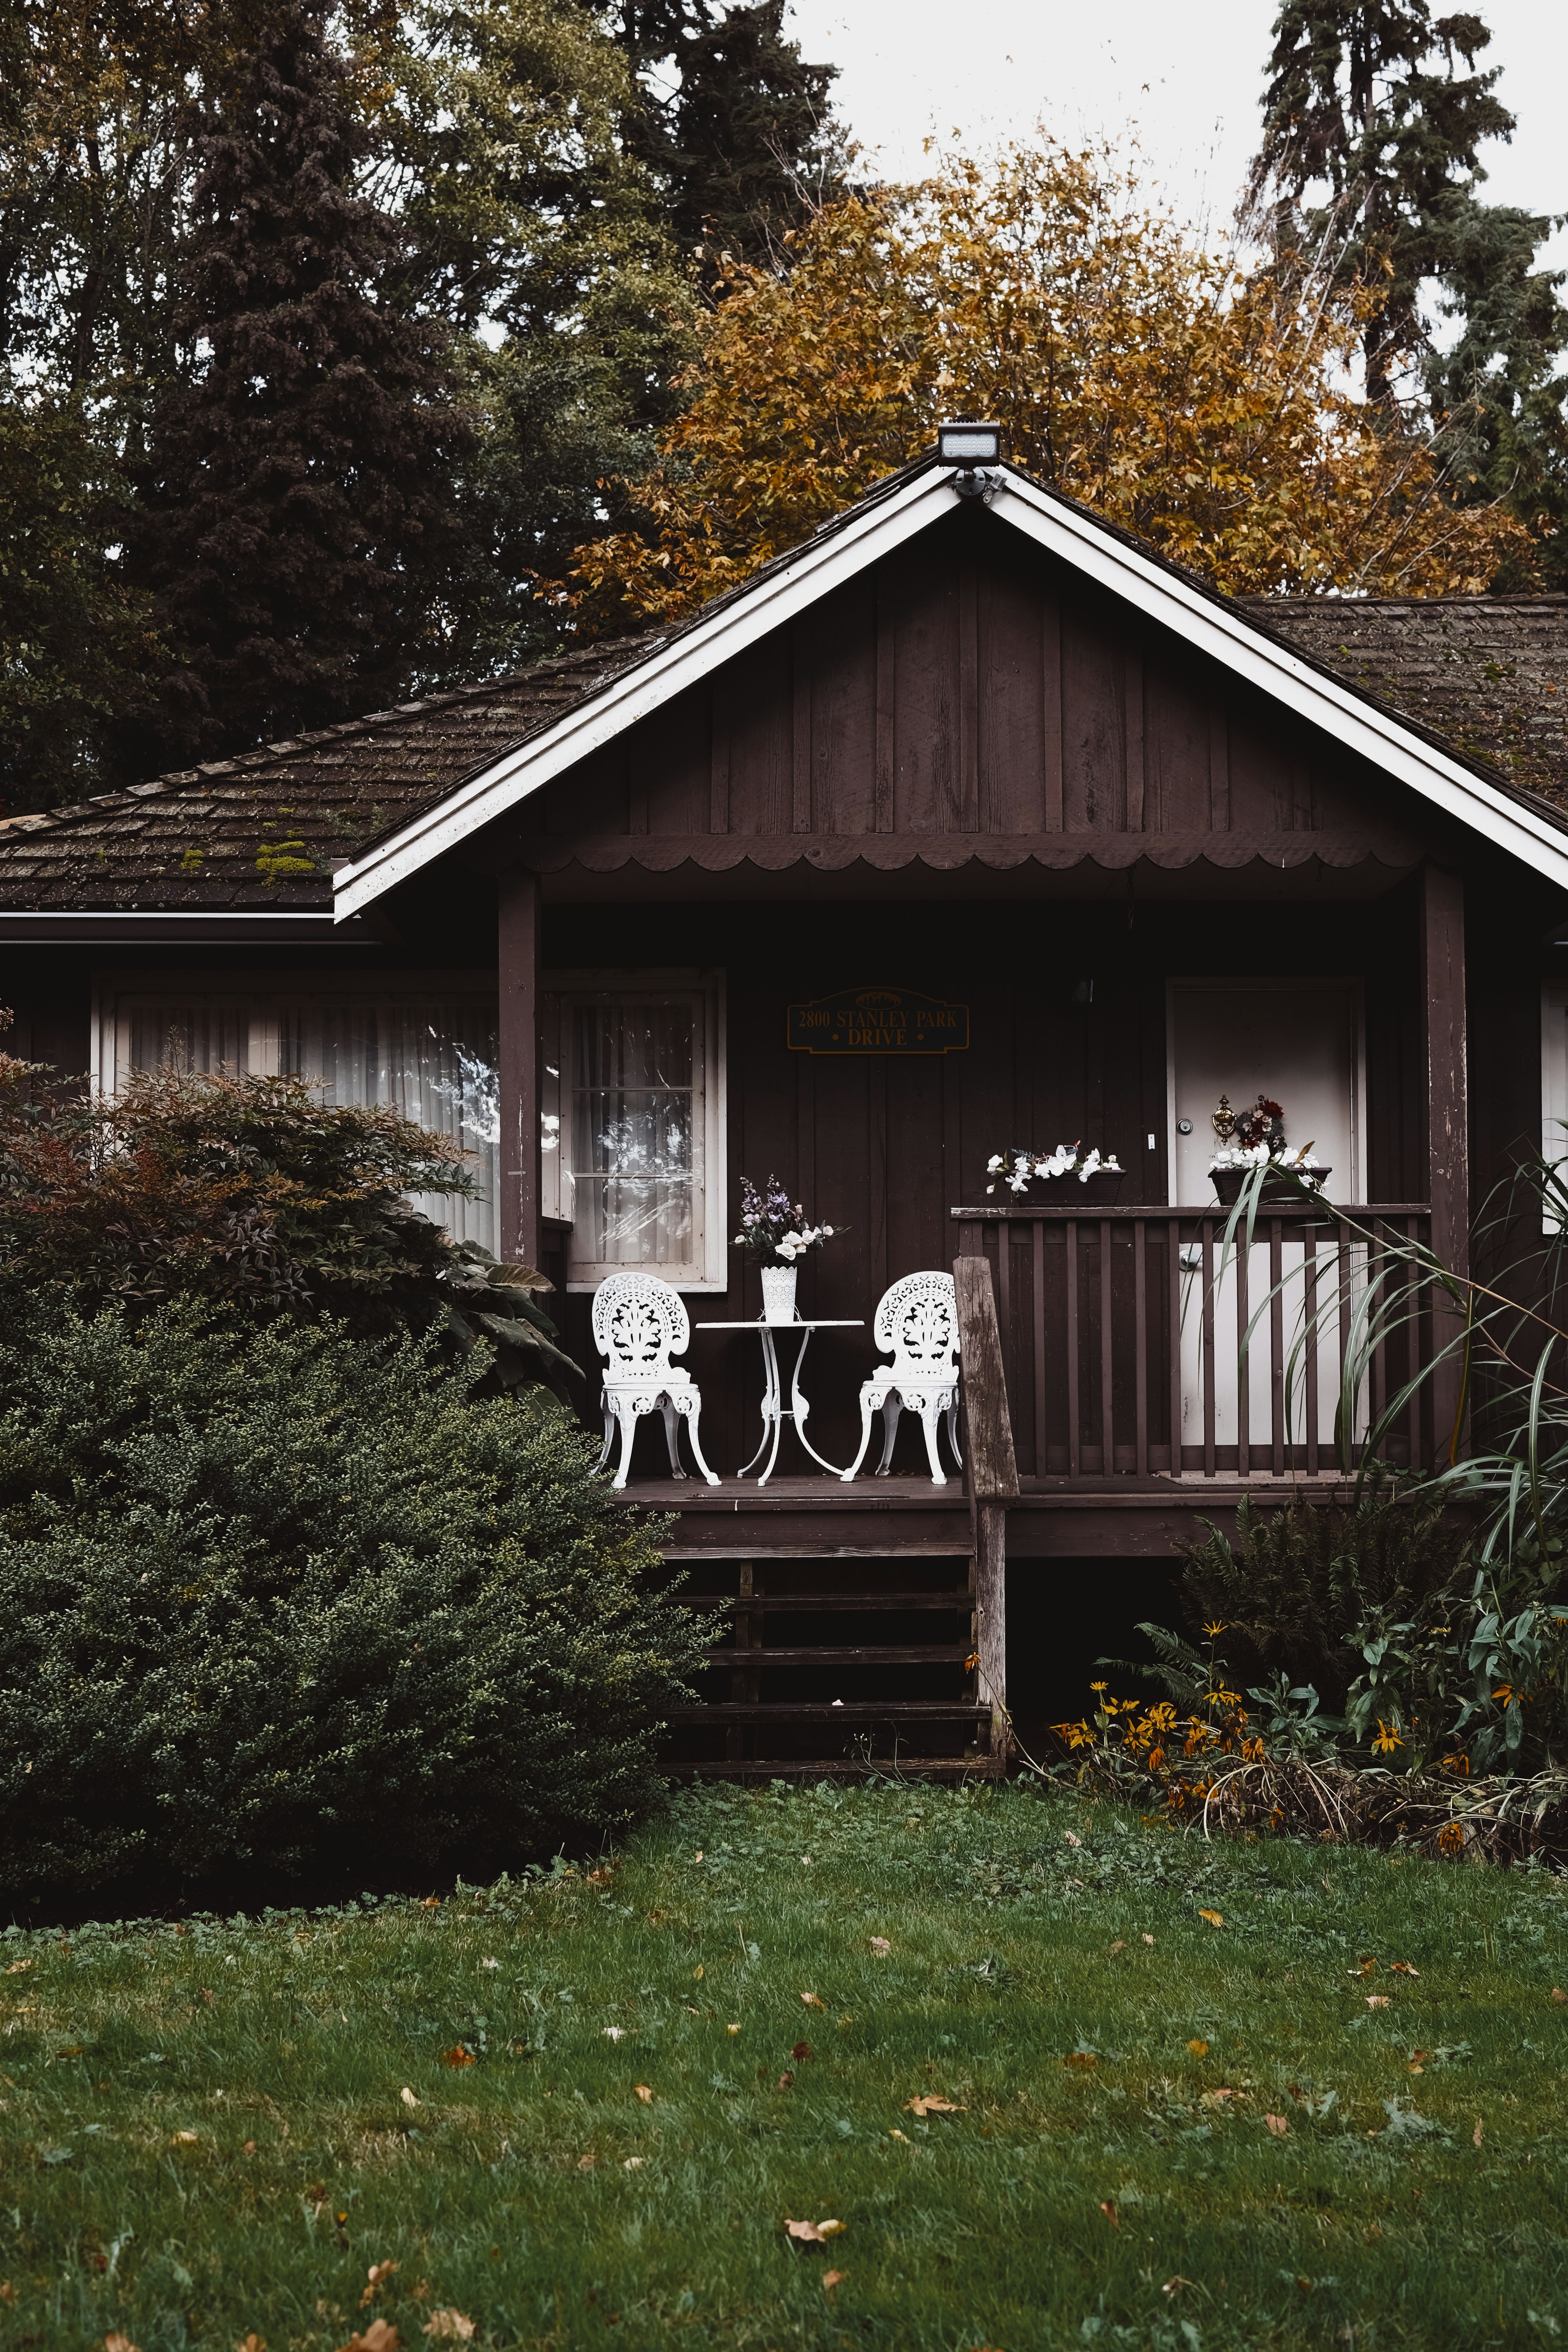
[662,1550,987,1781]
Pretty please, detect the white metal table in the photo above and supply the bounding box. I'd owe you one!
[693,1318,864,1485]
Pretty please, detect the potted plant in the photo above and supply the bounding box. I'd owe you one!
[1206,1094,1331,1206]
[735,1174,843,1323]
[984,1142,1126,1203]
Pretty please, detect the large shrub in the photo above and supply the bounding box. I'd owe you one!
[0,1302,703,1900]
[0,1055,577,1391]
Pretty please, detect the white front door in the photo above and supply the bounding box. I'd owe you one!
[1168,979,1365,1461]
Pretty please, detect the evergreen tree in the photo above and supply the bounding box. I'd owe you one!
[1245,0,1568,582]
[120,1,471,775]
[616,0,842,278]
[1244,0,1515,404]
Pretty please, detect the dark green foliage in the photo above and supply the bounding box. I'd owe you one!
[616,0,843,280]
[0,1060,579,1391]
[0,1301,701,1898]
[1176,1476,1468,1712]
[0,396,162,812]
[119,0,473,775]
[1246,0,1568,577]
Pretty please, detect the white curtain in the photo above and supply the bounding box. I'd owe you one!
[117,994,500,1252]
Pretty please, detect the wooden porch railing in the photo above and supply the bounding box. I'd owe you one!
[952,1203,1437,1480]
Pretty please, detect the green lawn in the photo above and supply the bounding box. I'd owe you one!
[3,1779,1568,2352]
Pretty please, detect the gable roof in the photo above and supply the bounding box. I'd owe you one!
[2,454,1567,918]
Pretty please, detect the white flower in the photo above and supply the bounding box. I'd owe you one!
[821,1224,834,1237]
[1077,1149,1101,1182]
[1102,1155,1123,1172]
[986,1155,1005,1174]
[1006,1172,1030,1193]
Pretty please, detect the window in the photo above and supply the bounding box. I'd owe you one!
[94,978,500,1252]
[541,971,726,1291]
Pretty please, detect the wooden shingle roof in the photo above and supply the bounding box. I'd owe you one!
[1244,595,1568,808]
[0,640,647,911]
[2,568,1566,914]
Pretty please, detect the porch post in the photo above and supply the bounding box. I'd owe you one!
[1420,858,1469,1455]
[498,864,541,1266]
[952,1255,1020,1761]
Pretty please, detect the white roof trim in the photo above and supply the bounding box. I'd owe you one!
[334,462,1568,917]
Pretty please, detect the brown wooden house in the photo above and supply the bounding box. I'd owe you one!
[6,443,1568,1773]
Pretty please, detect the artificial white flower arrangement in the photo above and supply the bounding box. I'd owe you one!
[1205,1096,1327,1190]
[985,1143,1124,1196]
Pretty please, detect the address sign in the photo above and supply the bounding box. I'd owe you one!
[786,986,970,1056]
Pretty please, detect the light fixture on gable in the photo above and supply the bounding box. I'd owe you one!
[937,420,1002,499]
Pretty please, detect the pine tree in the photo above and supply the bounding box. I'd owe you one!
[616,0,842,278]
[121,1,471,775]
[1244,0,1515,404]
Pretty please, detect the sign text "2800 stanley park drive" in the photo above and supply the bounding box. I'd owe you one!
[785,987,970,1055]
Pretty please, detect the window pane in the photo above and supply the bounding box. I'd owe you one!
[570,998,701,1270]
[115,992,499,1253]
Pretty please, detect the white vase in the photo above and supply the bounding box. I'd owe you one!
[760,1264,798,1325]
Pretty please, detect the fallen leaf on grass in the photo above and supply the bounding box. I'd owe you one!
[1266,2114,1289,2137]
[1391,1961,1419,1976]
[105,2337,140,2352]
[1100,2201,1118,2228]
[172,2130,199,2146]
[1553,1988,1567,2004]
[0,2283,14,2306]
[1187,2040,1209,2057]
[1142,1933,1155,1945]
[400,2088,419,2109]
[821,2270,845,2293]
[889,2129,910,2143]
[1198,1910,1223,1929]
[422,2317,473,2344]
[602,2027,625,2041]
[776,2070,794,2090]
[1064,1831,1082,1848]
[578,2153,596,2170]
[800,1992,824,2010]
[1108,1940,1127,1957]
[1064,2052,1098,2069]
[869,1938,891,1956]
[235,2335,266,2351]
[905,2095,965,2116]
[623,2157,645,2170]
[792,2041,812,2061]
[634,2085,653,2104]
[1366,1996,1390,2009]
[785,2218,845,2245]
[6,1959,32,1975]
[361,2262,400,2306]
[1199,2089,1237,2107]
[438,2047,475,2069]
[1474,2119,1484,2147]
[336,2325,399,2352]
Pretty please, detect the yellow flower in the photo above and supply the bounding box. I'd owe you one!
[1371,1719,1405,1754]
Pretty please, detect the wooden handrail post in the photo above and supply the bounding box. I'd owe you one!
[498,865,542,1266]
[953,1255,1020,1762]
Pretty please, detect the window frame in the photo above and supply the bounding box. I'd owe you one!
[90,967,503,1248]
[1541,983,1568,1230]
[540,967,727,1293]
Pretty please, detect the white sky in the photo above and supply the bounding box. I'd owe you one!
[786,0,1568,284]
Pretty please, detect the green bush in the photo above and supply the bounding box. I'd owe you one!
[1175,1475,1468,1714]
[0,1302,705,1900]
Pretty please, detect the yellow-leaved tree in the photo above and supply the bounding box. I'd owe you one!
[570,141,1531,628]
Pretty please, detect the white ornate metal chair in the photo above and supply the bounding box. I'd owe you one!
[840,1270,963,1485]
[591,1272,721,1492]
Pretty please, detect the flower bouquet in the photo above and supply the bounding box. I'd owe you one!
[1207,1094,1330,1206]
[985,1143,1125,1201]
[735,1174,842,1322]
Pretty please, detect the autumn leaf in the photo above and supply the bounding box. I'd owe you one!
[1187,2040,1209,2057]
[776,2070,794,2090]
[1474,2119,1485,2146]
[1100,2200,1118,2228]
[1367,1995,1391,2009]
[438,2047,475,2069]
[1064,2052,1098,2069]
[105,2337,141,2352]
[172,2130,199,2147]
[602,2027,625,2041]
[1198,1910,1223,1929]
[800,1992,824,2009]
[1552,1988,1567,2004]
[423,2314,475,2341]
[635,2084,653,2103]
[792,2041,812,2061]
[1265,2114,1290,2137]
[335,2327,398,2352]
[6,1959,31,1975]
[869,1938,891,1956]
[905,2095,965,2116]
[236,2336,266,2352]
[362,2261,400,2307]
[1107,1940,1127,1957]
[692,1965,704,1980]
[400,2088,420,2109]
[785,2218,846,2245]
[1391,1961,1420,1976]
[822,2270,846,2292]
